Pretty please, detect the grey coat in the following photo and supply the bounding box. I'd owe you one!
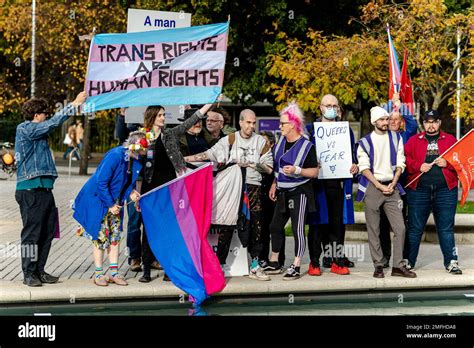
[143,110,205,183]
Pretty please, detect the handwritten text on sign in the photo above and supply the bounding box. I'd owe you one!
[313,121,352,179]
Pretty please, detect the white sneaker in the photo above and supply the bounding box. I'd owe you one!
[405,261,415,271]
[249,266,270,281]
[446,260,462,275]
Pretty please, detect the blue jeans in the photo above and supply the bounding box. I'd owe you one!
[406,185,458,268]
[126,198,142,262]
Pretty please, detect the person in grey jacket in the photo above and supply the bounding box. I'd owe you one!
[15,91,87,287]
[135,97,221,282]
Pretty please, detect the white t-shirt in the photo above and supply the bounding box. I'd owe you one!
[206,132,273,186]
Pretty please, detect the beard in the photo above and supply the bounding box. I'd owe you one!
[425,128,439,135]
[375,124,388,132]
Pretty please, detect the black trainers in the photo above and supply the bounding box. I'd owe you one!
[322,257,331,268]
[258,260,269,270]
[283,264,301,280]
[38,272,59,284]
[23,274,42,287]
[341,256,355,268]
[446,260,462,275]
[265,261,284,275]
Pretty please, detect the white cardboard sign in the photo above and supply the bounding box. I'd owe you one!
[125,9,191,124]
[313,121,353,179]
[207,229,249,277]
[127,9,191,33]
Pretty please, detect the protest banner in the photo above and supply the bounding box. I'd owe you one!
[313,121,353,179]
[84,22,229,112]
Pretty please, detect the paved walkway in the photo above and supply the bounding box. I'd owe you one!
[1,166,473,304]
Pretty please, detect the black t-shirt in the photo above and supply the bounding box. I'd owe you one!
[141,135,177,194]
[185,132,209,155]
[283,138,318,168]
[279,138,317,196]
[418,133,447,188]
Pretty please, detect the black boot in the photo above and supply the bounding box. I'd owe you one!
[139,265,152,283]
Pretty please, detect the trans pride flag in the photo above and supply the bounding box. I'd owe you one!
[84,22,229,112]
[387,24,401,100]
[140,163,225,305]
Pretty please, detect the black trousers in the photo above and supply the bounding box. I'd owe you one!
[247,184,264,259]
[216,184,265,264]
[308,183,346,266]
[216,226,235,265]
[141,227,157,268]
[270,191,307,259]
[380,194,408,261]
[259,193,285,265]
[15,189,56,278]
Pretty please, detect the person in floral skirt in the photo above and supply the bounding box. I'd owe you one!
[73,131,149,286]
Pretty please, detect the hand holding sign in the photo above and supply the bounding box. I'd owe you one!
[313,121,353,179]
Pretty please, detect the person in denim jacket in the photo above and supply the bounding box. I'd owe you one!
[14,91,87,287]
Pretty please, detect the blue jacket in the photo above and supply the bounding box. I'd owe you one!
[73,146,142,239]
[306,121,356,225]
[383,101,418,144]
[15,104,78,182]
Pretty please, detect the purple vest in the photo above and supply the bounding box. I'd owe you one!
[273,136,313,189]
[356,131,405,201]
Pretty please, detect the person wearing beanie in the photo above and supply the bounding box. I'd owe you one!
[356,106,416,279]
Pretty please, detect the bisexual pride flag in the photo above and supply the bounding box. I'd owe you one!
[84,22,229,112]
[139,163,225,305]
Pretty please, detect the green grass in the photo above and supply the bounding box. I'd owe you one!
[283,200,474,236]
[354,200,474,214]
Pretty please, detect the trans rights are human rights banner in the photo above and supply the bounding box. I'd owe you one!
[84,22,229,112]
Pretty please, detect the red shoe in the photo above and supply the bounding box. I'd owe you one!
[308,263,322,276]
[330,263,350,275]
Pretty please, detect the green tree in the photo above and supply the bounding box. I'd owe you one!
[267,0,473,121]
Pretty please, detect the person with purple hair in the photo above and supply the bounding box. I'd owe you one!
[265,102,319,280]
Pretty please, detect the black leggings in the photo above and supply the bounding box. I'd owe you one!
[270,192,307,259]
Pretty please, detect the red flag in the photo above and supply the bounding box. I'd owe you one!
[400,49,415,115]
[442,129,474,206]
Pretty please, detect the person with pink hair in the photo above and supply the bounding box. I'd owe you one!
[265,102,319,280]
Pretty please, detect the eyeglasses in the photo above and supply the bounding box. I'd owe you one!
[423,120,440,125]
[206,119,222,123]
[322,104,339,110]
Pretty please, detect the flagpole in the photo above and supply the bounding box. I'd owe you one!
[217,15,231,109]
[456,29,461,140]
[404,129,474,188]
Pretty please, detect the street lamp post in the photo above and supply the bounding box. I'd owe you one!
[31,0,36,97]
